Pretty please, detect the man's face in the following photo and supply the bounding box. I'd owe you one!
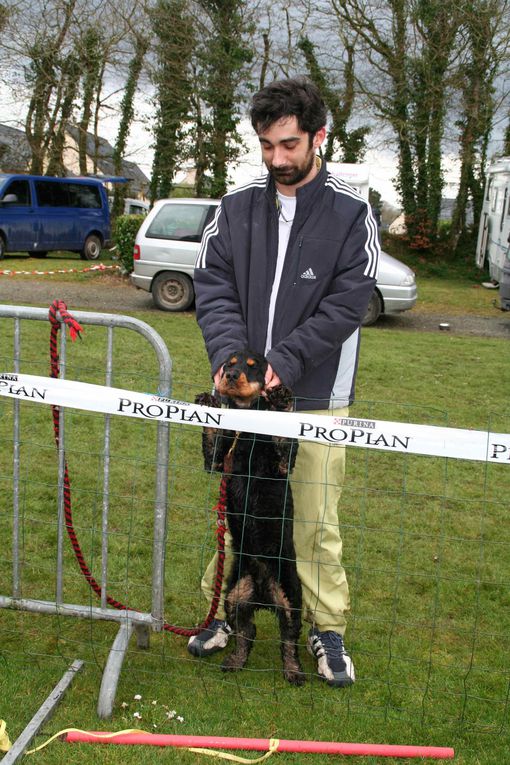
[257,116,326,193]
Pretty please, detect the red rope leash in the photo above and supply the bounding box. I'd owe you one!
[48,299,226,636]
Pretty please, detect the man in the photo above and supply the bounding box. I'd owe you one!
[188,76,380,687]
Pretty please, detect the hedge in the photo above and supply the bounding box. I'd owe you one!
[114,214,145,274]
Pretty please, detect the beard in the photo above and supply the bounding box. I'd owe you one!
[268,149,316,186]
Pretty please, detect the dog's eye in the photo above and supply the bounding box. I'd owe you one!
[229,356,238,365]
[246,358,255,366]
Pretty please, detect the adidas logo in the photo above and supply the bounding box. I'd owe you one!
[300,268,317,280]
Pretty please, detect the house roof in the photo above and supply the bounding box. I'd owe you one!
[0,122,149,196]
[64,124,149,195]
[0,123,32,173]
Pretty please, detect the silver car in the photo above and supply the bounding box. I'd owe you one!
[131,198,417,325]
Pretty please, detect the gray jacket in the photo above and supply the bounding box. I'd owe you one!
[194,161,380,410]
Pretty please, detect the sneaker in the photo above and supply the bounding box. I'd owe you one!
[307,628,355,687]
[187,618,232,657]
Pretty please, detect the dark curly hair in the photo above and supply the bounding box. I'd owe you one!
[249,76,327,137]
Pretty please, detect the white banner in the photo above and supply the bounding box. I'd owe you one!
[0,372,509,464]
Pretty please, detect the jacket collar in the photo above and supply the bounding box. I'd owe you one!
[265,157,327,214]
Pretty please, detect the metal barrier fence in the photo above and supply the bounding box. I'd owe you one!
[0,304,172,718]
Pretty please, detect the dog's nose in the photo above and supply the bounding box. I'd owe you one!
[226,368,240,381]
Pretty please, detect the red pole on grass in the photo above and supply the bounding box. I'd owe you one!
[65,731,454,759]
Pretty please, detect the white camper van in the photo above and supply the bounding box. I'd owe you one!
[476,157,510,310]
[327,162,370,200]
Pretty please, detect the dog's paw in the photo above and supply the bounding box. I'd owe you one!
[221,653,247,673]
[272,436,298,475]
[195,392,221,408]
[284,667,306,686]
[265,384,294,412]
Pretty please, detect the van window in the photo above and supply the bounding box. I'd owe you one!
[491,188,498,213]
[35,180,102,209]
[68,183,102,209]
[1,179,31,205]
[35,181,69,207]
[146,203,211,242]
[127,202,147,215]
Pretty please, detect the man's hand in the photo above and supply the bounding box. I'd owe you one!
[264,363,281,391]
[213,366,224,390]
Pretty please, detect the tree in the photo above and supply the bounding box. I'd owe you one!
[149,0,195,201]
[77,27,104,174]
[449,0,510,248]
[194,0,254,198]
[0,3,9,32]
[0,0,147,176]
[24,0,77,173]
[148,0,253,200]
[298,35,369,162]
[45,52,81,175]
[326,0,462,247]
[111,31,149,217]
[408,1,461,239]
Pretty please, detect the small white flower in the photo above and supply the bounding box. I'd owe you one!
[133,712,142,719]
[120,702,128,709]
[134,694,142,701]
[177,716,184,723]
[152,700,158,706]
[153,724,158,729]
[166,710,176,719]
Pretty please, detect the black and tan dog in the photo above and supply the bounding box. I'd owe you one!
[196,350,304,686]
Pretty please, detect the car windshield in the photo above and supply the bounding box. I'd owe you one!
[146,203,211,242]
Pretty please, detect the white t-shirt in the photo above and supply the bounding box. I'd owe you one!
[264,192,297,354]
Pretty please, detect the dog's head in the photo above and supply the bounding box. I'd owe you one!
[216,350,267,408]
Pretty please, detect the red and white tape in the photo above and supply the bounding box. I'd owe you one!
[0,263,120,276]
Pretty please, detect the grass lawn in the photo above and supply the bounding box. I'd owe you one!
[382,234,502,317]
[0,264,509,764]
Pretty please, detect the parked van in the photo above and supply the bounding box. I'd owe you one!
[476,157,510,310]
[0,173,112,260]
[108,196,150,216]
[124,198,149,216]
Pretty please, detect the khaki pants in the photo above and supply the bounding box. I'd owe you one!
[200,407,350,634]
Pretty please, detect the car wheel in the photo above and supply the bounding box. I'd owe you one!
[152,271,194,312]
[81,234,102,261]
[29,251,48,258]
[0,237,5,260]
[362,290,383,326]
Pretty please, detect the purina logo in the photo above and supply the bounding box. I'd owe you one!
[301,268,316,280]
[334,417,376,429]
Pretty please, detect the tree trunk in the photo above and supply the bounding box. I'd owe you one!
[112,33,148,219]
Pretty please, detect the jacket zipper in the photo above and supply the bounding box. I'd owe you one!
[292,238,303,286]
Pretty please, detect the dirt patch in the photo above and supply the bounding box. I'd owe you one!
[372,310,510,339]
[0,274,509,339]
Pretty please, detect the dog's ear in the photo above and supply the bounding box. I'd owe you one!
[264,384,294,412]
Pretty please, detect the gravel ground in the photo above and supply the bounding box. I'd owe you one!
[0,275,509,339]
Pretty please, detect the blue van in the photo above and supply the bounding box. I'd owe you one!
[0,174,112,260]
